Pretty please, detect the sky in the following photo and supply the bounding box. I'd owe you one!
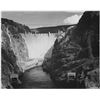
[2,11,83,28]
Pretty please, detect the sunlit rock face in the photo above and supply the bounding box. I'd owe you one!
[1,18,30,88]
[10,32,29,71]
[42,11,99,88]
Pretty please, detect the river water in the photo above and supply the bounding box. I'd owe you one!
[21,66,55,88]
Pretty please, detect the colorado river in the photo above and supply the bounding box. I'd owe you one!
[21,66,55,88]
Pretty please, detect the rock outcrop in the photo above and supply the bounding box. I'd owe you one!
[42,11,99,88]
[1,18,30,88]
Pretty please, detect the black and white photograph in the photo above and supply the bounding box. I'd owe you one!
[1,11,99,89]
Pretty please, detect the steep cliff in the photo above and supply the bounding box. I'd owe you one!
[1,18,30,88]
[42,11,99,88]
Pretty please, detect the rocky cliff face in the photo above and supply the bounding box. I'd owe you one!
[1,18,30,88]
[42,11,99,88]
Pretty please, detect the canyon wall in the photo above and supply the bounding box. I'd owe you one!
[42,11,99,88]
[1,18,30,88]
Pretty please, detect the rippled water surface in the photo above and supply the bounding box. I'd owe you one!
[21,66,55,88]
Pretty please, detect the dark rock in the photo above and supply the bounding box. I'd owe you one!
[42,11,99,88]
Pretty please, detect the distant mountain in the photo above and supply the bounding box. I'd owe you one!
[31,24,75,34]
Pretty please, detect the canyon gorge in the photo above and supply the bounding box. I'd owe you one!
[1,11,99,88]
